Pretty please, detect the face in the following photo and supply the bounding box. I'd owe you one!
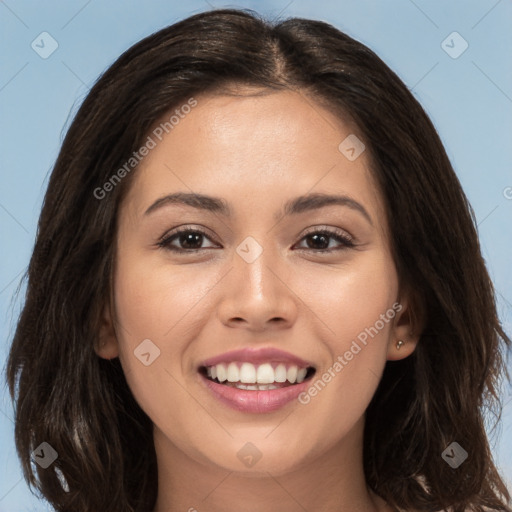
[97,88,417,476]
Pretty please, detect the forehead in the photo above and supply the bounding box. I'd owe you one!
[121,89,387,233]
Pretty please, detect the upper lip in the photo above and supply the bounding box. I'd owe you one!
[200,347,314,369]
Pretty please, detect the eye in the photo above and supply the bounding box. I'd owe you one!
[294,227,355,252]
[157,227,218,252]
[156,226,356,254]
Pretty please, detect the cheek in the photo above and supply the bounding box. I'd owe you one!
[301,252,398,347]
[113,248,214,348]
[335,270,396,342]
[297,254,398,412]
[110,259,194,432]
[110,250,219,407]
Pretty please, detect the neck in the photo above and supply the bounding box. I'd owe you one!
[152,416,388,512]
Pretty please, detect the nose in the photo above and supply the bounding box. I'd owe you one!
[216,242,298,332]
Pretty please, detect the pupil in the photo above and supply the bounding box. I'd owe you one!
[181,233,202,249]
[308,234,328,249]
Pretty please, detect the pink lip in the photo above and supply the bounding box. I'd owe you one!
[200,347,313,368]
[199,372,312,413]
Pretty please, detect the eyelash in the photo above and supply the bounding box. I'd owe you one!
[156,226,356,254]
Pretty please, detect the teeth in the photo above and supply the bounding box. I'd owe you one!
[239,362,256,383]
[256,363,274,384]
[297,368,307,383]
[227,362,239,382]
[205,362,310,385]
[275,364,287,382]
[287,366,298,383]
[226,383,281,390]
[216,364,227,382]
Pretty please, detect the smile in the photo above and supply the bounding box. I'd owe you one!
[198,347,317,413]
[201,362,314,390]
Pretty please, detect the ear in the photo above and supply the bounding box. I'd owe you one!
[95,301,119,360]
[387,290,425,361]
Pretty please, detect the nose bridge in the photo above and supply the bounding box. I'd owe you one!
[218,234,296,328]
[235,234,283,300]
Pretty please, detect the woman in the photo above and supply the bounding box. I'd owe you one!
[6,7,511,512]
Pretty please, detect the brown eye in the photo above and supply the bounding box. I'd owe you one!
[295,229,355,252]
[157,228,218,252]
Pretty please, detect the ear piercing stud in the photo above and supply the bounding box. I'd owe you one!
[396,340,405,350]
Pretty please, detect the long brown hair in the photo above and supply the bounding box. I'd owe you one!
[6,8,511,512]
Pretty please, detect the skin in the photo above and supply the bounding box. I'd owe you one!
[97,87,421,512]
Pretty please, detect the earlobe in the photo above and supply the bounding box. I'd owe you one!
[387,335,418,361]
[387,292,424,361]
[95,303,119,360]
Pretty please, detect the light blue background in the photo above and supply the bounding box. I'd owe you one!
[1,0,511,509]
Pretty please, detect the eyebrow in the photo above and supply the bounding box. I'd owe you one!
[144,192,373,226]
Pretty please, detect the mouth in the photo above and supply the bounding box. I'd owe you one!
[199,362,317,391]
[198,347,318,413]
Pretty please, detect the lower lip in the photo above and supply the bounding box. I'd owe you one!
[200,373,311,413]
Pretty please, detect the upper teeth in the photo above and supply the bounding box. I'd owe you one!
[206,362,308,384]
